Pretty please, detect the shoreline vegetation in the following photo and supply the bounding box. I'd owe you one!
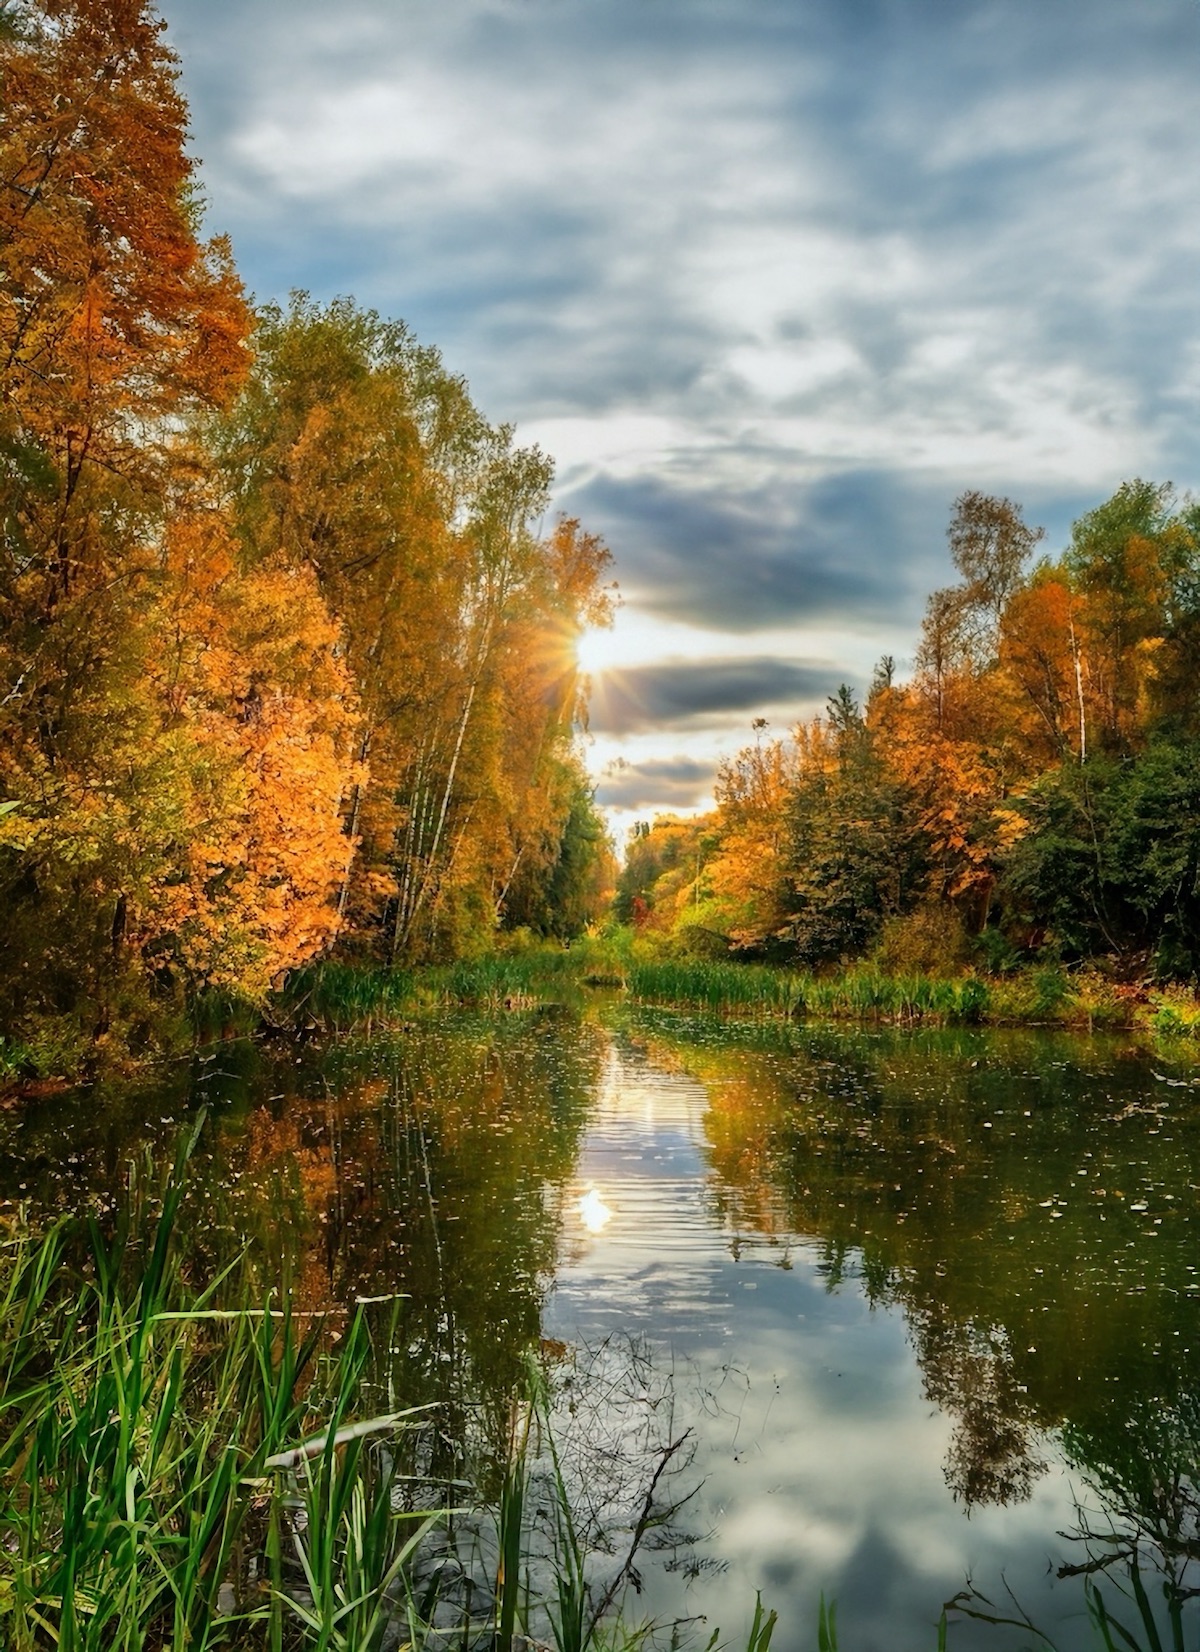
[4,934,1200,1090]
[279,938,1200,1041]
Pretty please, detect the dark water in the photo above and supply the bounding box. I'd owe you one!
[4,1005,1200,1649]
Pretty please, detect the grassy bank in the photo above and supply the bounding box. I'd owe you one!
[289,941,1200,1042]
[4,937,1198,1092]
[284,938,626,1033]
[624,956,1200,1037]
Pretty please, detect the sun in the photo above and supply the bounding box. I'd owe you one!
[575,622,630,679]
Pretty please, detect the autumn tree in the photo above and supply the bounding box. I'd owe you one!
[0,0,255,1045]
[141,505,358,998]
[997,570,1085,764]
[502,756,615,940]
[640,483,1200,980]
[0,0,247,542]
[613,814,715,935]
[0,5,369,1048]
[217,296,614,965]
[1064,480,1185,753]
[706,733,796,951]
[777,689,926,965]
[948,491,1044,655]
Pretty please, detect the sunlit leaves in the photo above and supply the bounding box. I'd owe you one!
[685,483,1200,977]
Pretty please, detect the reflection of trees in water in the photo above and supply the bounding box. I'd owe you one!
[265,1012,606,1488]
[0,1010,606,1491]
[419,1334,719,1649]
[952,1397,1200,1648]
[630,1012,1200,1516]
[910,1301,1047,1507]
[1060,1397,1200,1625]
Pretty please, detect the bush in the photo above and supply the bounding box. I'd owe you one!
[973,925,1024,975]
[873,904,970,977]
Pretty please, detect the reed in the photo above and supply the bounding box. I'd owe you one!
[283,960,418,1033]
[626,960,1002,1027]
[425,939,629,1008]
[627,960,800,1018]
[283,942,629,1029]
[0,1131,784,1652]
[0,1120,445,1651]
[951,1562,1189,1652]
[274,935,1200,1046]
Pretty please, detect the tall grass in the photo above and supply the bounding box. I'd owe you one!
[950,1561,1194,1652]
[0,1118,442,1650]
[626,961,995,1026]
[282,960,418,1033]
[627,960,800,1018]
[0,1129,784,1651]
[267,932,1200,1043]
[283,941,627,1030]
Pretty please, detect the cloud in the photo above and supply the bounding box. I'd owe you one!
[595,757,717,813]
[166,0,1200,509]
[586,656,836,736]
[568,470,948,636]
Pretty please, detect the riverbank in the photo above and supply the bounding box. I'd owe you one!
[2,936,1197,1092]
[286,940,1200,1042]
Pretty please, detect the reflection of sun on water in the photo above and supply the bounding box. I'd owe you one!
[577,1186,613,1234]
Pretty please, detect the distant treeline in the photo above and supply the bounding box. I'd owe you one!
[0,0,614,1070]
[619,484,1200,983]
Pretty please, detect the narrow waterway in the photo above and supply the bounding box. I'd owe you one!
[3,1005,1198,1649]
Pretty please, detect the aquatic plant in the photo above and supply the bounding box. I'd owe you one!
[0,1126,782,1652]
[282,959,419,1033]
[627,960,800,1018]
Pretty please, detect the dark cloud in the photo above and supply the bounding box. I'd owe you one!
[568,470,949,635]
[595,757,717,813]
[586,656,836,736]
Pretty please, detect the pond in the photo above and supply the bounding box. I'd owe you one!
[4,1004,1199,1650]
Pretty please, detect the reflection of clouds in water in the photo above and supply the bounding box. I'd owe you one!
[546,1031,1090,1648]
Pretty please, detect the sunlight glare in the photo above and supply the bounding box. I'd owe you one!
[575,624,628,679]
[577,1186,613,1234]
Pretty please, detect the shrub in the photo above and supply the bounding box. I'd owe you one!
[873,904,971,977]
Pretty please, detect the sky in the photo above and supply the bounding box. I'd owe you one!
[158,0,1200,840]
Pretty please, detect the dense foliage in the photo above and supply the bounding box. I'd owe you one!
[0,0,614,1069]
[620,486,1200,982]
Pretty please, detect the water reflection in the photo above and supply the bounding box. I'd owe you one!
[0,1007,1198,1646]
[578,1187,614,1233]
[0,1012,604,1486]
[648,1018,1200,1500]
[547,1011,1200,1649]
[1053,1393,1200,1649]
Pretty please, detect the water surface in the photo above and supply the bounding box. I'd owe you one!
[4,1006,1198,1649]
